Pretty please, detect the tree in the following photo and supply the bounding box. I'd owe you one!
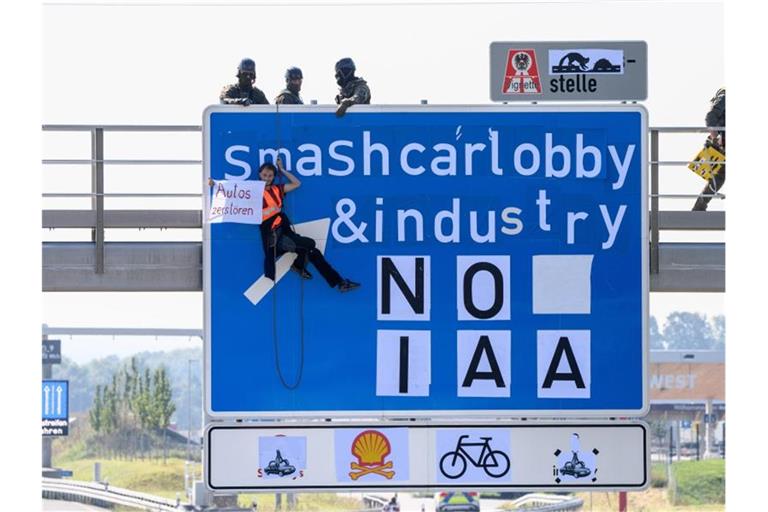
[711,315,725,351]
[649,315,665,349]
[662,312,716,350]
[152,366,176,463]
[85,354,197,459]
[89,385,103,433]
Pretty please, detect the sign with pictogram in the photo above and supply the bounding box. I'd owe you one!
[205,421,648,492]
[501,49,543,94]
[42,379,69,436]
[490,41,647,101]
[204,105,648,419]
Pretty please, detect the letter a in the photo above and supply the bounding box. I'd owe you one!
[542,337,585,389]
[462,335,505,388]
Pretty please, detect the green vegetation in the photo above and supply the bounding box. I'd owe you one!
[61,457,198,500]
[651,462,668,488]
[670,459,725,506]
[575,487,724,511]
[87,358,176,461]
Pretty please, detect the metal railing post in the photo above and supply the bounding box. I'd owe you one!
[650,129,660,274]
[91,128,105,274]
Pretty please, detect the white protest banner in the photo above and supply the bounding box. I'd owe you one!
[208,179,265,225]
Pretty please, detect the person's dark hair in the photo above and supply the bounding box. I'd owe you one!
[259,162,277,174]
[285,67,303,81]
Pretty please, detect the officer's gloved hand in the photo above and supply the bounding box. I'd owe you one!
[336,98,355,117]
[235,98,252,106]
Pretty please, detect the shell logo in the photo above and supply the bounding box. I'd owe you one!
[349,430,395,480]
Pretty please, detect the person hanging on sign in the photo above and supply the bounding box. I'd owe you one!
[208,165,360,292]
[256,159,361,292]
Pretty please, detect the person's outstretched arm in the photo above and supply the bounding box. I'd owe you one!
[277,158,301,193]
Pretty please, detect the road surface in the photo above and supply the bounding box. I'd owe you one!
[43,499,108,511]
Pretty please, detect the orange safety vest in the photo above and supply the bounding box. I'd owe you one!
[262,185,283,229]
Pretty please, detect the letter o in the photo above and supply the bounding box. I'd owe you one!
[463,262,504,319]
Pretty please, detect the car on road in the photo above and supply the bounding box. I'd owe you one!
[435,491,480,512]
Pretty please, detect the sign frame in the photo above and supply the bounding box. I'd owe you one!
[205,420,649,492]
[203,104,649,420]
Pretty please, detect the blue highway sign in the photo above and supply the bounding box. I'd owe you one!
[204,105,648,418]
[42,379,69,436]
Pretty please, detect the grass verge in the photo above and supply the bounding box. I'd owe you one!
[670,458,725,506]
[55,457,200,500]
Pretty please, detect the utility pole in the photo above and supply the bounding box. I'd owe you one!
[704,398,713,458]
[42,333,52,468]
[187,359,193,462]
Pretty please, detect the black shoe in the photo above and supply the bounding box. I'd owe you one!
[291,264,312,280]
[338,278,360,292]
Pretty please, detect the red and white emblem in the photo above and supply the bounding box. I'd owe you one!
[502,49,542,94]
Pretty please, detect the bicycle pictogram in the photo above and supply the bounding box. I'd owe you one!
[439,435,510,479]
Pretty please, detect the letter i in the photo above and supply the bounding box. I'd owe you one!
[375,197,384,242]
[553,465,558,476]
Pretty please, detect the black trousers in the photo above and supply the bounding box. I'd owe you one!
[692,165,726,211]
[277,229,343,288]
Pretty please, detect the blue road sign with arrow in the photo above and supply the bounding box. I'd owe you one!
[42,379,69,436]
[204,105,648,418]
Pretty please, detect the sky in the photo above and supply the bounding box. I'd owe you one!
[2,0,764,507]
[37,0,728,364]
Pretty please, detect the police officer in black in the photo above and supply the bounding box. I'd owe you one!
[220,58,269,106]
[275,67,304,105]
[334,58,370,117]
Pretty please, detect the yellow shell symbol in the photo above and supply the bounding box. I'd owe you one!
[351,430,391,465]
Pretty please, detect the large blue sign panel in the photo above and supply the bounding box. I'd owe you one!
[204,105,647,418]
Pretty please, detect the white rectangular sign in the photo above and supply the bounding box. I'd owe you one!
[206,421,648,492]
[207,179,264,224]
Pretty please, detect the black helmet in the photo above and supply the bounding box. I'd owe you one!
[335,58,356,86]
[335,57,356,74]
[285,67,303,81]
[237,58,256,76]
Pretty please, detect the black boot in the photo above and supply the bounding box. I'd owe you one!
[337,278,360,292]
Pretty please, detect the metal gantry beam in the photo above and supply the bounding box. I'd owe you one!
[42,325,203,338]
[42,242,202,292]
[42,209,725,231]
[43,210,202,229]
[42,239,724,292]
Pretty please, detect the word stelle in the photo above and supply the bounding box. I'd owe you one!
[204,106,648,417]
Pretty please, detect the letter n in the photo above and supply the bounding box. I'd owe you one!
[377,256,430,321]
[537,330,591,398]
